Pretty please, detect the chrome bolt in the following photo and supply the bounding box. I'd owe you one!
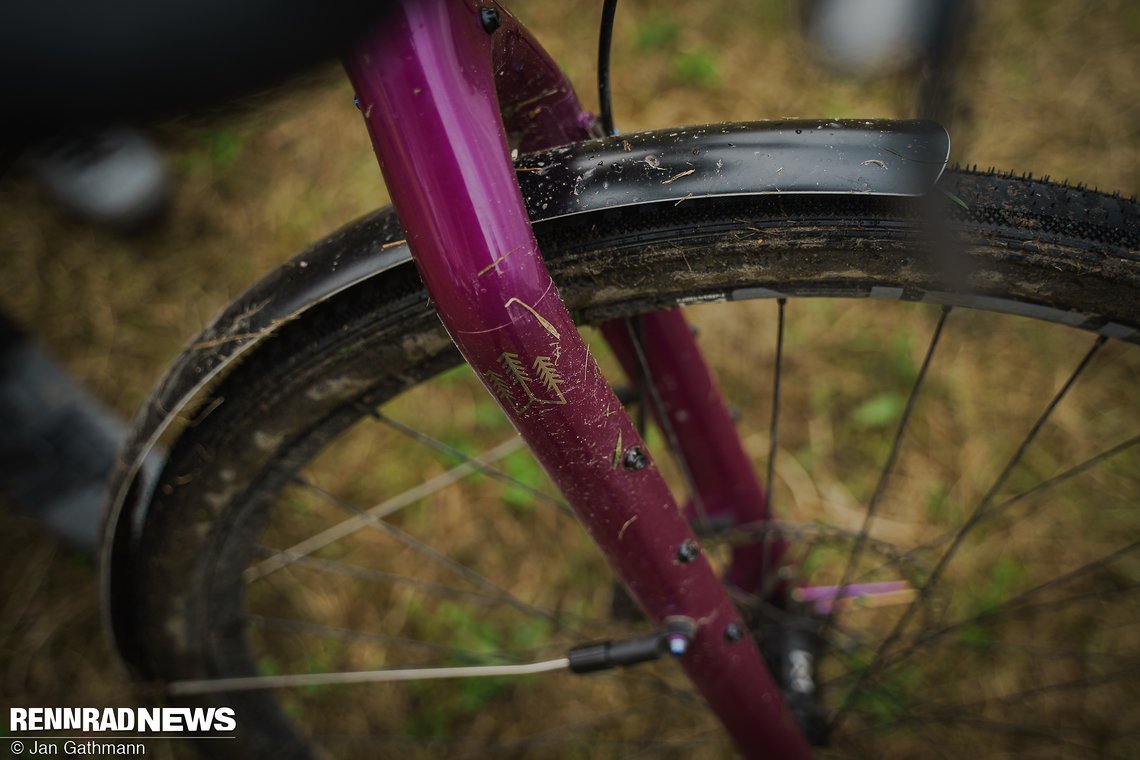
[479,7,502,33]
[676,538,700,563]
[666,634,690,657]
[622,445,648,471]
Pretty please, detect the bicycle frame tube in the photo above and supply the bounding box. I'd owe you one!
[343,0,811,755]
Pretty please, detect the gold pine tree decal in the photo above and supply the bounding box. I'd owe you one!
[486,351,567,414]
[532,356,565,400]
[485,370,514,404]
[499,352,529,386]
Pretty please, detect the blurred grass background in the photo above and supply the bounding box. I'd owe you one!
[0,0,1137,756]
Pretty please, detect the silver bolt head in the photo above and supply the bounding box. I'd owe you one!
[667,635,689,657]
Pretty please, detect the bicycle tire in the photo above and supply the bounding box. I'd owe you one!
[129,166,1140,758]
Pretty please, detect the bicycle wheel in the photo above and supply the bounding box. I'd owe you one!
[128,166,1140,758]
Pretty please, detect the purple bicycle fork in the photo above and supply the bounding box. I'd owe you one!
[344,0,810,755]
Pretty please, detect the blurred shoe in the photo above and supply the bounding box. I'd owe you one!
[27,126,171,230]
[803,0,952,78]
[0,312,126,553]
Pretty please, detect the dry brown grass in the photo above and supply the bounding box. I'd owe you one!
[1,0,1137,756]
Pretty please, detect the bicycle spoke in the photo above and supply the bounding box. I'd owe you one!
[368,409,570,515]
[844,664,1139,749]
[853,432,1140,584]
[621,317,712,528]
[487,695,709,757]
[825,540,1140,690]
[303,729,708,754]
[940,635,1133,663]
[759,298,787,596]
[844,712,1111,752]
[890,580,1140,670]
[855,655,1139,717]
[287,476,566,628]
[830,334,1110,732]
[248,614,522,662]
[937,662,1140,714]
[252,546,527,609]
[631,317,648,437]
[765,298,787,509]
[839,568,1139,689]
[975,580,1140,619]
[251,546,612,635]
[246,435,528,581]
[822,306,951,634]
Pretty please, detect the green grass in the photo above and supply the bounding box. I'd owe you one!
[498,450,543,512]
[634,18,680,51]
[850,392,905,430]
[671,49,721,88]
